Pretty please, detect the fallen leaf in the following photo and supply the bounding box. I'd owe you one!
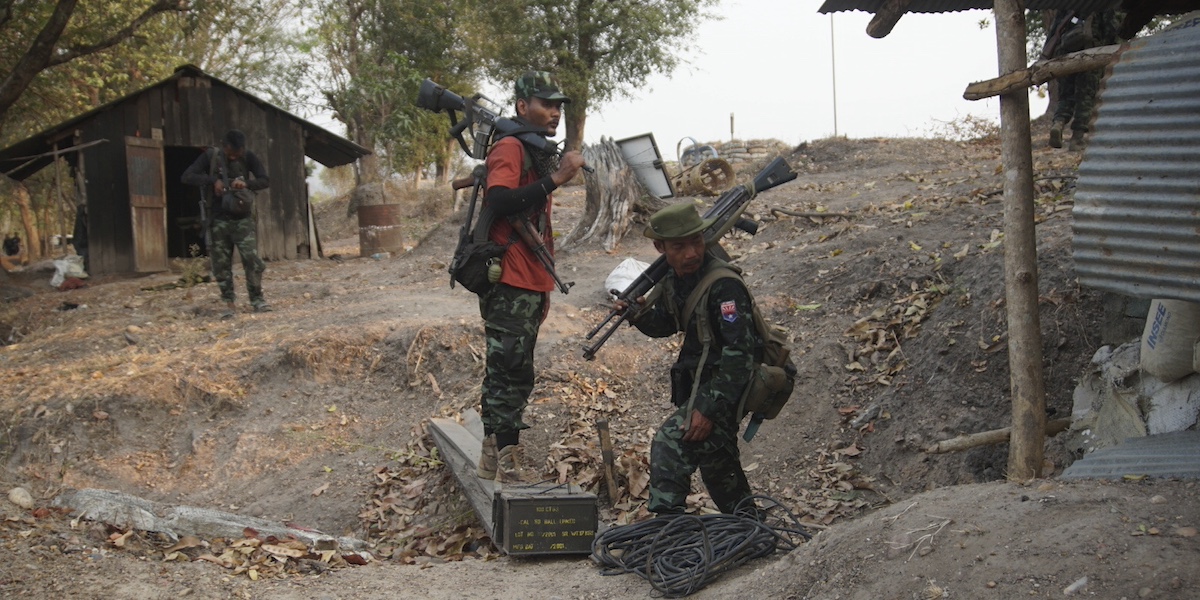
[262,543,307,558]
[312,482,330,497]
[165,535,204,553]
[342,553,369,565]
[110,530,133,547]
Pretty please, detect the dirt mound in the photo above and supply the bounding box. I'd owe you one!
[2,135,1189,599]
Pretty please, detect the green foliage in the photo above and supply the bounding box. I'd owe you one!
[309,0,484,180]
[0,1,312,145]
[479,0,719,149]
[169,0,315,112]
[0,1,185,143]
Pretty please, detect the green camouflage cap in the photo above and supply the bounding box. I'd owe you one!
[644,202,717,241]
[515,71,571,103]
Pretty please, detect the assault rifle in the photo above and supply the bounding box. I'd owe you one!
[420,78,584,293]
[581,157,798,360]
[416,78,590,171]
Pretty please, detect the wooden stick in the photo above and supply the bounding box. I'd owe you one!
[964,45,1119,101]
[925,418,1070,454]
[771,208,854,219]
[595,420,619,504]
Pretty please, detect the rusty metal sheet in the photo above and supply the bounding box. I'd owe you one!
[1072,20,1200,302]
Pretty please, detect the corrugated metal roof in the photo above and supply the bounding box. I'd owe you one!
[818,0,1120,15]
[0,65,369,180]
[1072,23,1200,302]
[1060,430,1200,479]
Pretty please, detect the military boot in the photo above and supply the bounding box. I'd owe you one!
[1068,129,1088,152]
[496,444,535,485]
[476,434,498,480]
[1048,120,1066,149]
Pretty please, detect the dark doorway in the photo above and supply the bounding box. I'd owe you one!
[165,146,209,258]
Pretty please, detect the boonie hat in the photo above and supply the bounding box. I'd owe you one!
[515,71,571,103]
[644,202,717,240]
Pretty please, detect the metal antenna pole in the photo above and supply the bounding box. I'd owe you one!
[830,14,839,137]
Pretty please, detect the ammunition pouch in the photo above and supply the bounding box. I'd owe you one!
[452,241,506,295]
[740,362,797,420]
[221,188,255,218]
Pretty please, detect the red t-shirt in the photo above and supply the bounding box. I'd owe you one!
[485,136,555,292]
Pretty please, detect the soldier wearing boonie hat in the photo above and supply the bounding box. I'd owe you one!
[474,71,586,486]
[624,201,763,515]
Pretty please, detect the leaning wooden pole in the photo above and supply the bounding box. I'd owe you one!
[994,0,1047,481]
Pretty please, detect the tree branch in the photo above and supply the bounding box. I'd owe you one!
[0,0,16,30]
[48,0,188,67]
[0,0,79,116]
[963,44,1119,101]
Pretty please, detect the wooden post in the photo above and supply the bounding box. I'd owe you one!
[53,144,67,258]
[595,420,619,505]
[867,0,914,38]
[994,0,1047,481]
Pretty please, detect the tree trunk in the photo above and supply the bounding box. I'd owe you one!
[564,100,586,153]
[0,0,79,121]
[560,137,667,251]
[995,0,1047,482]
[0,175,40,263]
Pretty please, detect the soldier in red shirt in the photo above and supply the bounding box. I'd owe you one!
[475,71,585,485]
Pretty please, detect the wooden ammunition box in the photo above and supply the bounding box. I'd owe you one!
[492,482,597,555]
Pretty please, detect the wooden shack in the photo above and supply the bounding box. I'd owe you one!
[0,65,369,275]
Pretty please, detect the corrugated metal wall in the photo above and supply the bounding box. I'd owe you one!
[1072,22,1200,302]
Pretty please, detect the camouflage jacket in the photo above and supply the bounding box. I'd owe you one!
[632,254,762,419]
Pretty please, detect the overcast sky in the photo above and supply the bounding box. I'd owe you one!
[583,0,1050,157]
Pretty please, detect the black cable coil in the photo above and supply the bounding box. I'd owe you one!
[590,495,812,597]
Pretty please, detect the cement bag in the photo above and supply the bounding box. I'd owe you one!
[1140,299,1200,382]
[605,258,650,299]
[49,255,88,288]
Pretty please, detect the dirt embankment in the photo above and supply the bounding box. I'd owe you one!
[2,134,1197,600]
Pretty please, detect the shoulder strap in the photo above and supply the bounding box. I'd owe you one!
[677,266,744,425]
[682,266,744,336]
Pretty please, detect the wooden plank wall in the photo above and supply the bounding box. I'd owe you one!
[75,74,316,273]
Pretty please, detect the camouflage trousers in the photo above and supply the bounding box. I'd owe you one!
[478,283,547,436]
[1052,67,1103,134]
[210,217,265,304]
[648,403,751,515]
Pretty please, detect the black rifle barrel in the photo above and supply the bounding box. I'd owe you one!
[581,157,797,361]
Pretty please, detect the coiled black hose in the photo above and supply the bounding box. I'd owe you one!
[590,496,812,597]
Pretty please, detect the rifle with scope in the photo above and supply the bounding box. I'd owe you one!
[416,78,590,171]
[419,78,585,294]
[581,156,798,360]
